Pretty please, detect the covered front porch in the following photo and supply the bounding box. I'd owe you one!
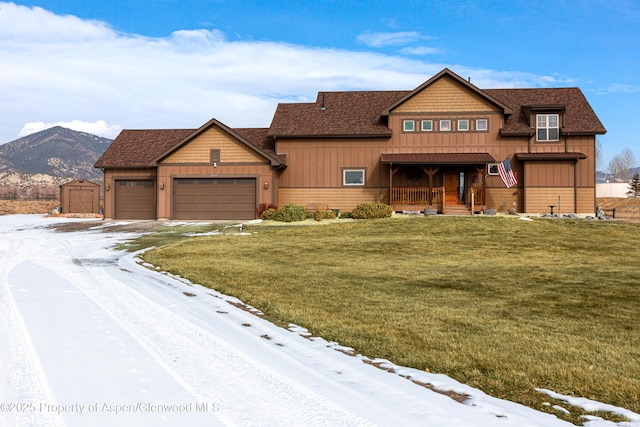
[380,153,495,214]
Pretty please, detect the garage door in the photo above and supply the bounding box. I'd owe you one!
[69,189,94,213]
[114,180,155,219]
[173,178,256,220]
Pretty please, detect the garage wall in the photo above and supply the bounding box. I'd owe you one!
[103,168,156,220]
[157,164,275,219]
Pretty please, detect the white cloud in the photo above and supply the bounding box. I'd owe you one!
[0,2,579,144]
[18,120,123,139]
[356,31,423,47]
[399,46,443,56]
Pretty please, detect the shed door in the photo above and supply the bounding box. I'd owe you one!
[69,189,94,213]
[173,178,256,220]
[114,180,155,219]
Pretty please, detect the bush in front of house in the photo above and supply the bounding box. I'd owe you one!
[314,209,337,221]
[257,203,277,218]
[351,202,392,219]
[271,204,307,222]
[260,208,278,220]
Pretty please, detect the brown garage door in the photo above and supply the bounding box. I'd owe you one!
[114,180,155,219]
[69,189,94,213]
[173,178,256,220]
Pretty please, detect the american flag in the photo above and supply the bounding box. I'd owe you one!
[498,157,518,188]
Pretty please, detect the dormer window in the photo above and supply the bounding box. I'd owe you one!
[537,114,559,141]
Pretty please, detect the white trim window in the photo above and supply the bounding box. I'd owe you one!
[403,120,415,132]
[537,114,559,141]
[488,163,500,175]
[458,119,469,131]
[421,120,433,131]
[343,169,365,186]
[439,120,451,131]
[476,119,488,131]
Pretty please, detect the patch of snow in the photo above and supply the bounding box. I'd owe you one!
[0,214,636,426]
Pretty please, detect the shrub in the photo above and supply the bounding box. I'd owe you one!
[271,204,307,222]
[314,209,337,221]
[340,211,352,219]
[257,203,277,217]
[260,208,278,220]
[351,202,392,219]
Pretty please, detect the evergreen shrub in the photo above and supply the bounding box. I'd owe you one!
[351,202,392,219]
[271,204,307,222]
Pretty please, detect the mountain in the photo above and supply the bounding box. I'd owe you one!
[0,127,112,199]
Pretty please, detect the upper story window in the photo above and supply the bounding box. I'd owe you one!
[403,120,415,132]
[439,120,451,131]
[537,114,559,141]
[343,169,365,186]
[421,120,433,131]
[457,119,469,131]
[476,119,488,131]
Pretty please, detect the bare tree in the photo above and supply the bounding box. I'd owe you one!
[595,139,604,172]
[608,147,637,182]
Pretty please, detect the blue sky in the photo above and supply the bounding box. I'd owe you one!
[1,1,639,168]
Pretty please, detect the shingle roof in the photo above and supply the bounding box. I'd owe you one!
[380,153,496,164]
[515,152,587,161]
[485,88,606,136]
[95,125,283,169]
[268,91,409,138]
[268,72,605,138]
[94,129,194,168]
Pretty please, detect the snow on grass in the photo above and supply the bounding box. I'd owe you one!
[0,215,637,426]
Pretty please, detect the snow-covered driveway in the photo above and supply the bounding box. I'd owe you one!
[0,215,627,426]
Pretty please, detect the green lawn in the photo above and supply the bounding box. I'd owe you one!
[138,216,640,425]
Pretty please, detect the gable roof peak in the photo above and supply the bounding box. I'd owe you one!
[381,68,513,116]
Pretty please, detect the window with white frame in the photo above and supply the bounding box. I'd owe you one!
[488,163,500,175]
[439,120,451,131]
[537,114,559,141]
[458,119,469,131]
[421,120,433,131]
[343,169,365,186]
[476,119,488,131]
[403,120,415,132]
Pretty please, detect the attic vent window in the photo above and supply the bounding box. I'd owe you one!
[439,120,451,132]
[537,114,559,141]
[421,120,433,131]
[476,119,488,131]
[458,119,469,131]
[210,149,221,164]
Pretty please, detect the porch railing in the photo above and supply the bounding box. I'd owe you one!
[392,187,484,207]
[392,187,443,205]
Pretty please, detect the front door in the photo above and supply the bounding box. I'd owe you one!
[444,171,462,205]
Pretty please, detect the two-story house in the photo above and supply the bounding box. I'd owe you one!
[95,68,606,220]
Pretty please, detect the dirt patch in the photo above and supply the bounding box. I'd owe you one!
[48,220,164,234]
[0,200,59,215]
[596,197,640,210]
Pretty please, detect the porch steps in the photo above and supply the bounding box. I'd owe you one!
[443,205,473,216]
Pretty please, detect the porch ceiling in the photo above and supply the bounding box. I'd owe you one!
[380,152,495,164]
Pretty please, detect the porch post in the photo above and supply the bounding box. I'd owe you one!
[389,162,393,207]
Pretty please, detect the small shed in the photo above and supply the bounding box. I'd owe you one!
[59,179,101,214]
